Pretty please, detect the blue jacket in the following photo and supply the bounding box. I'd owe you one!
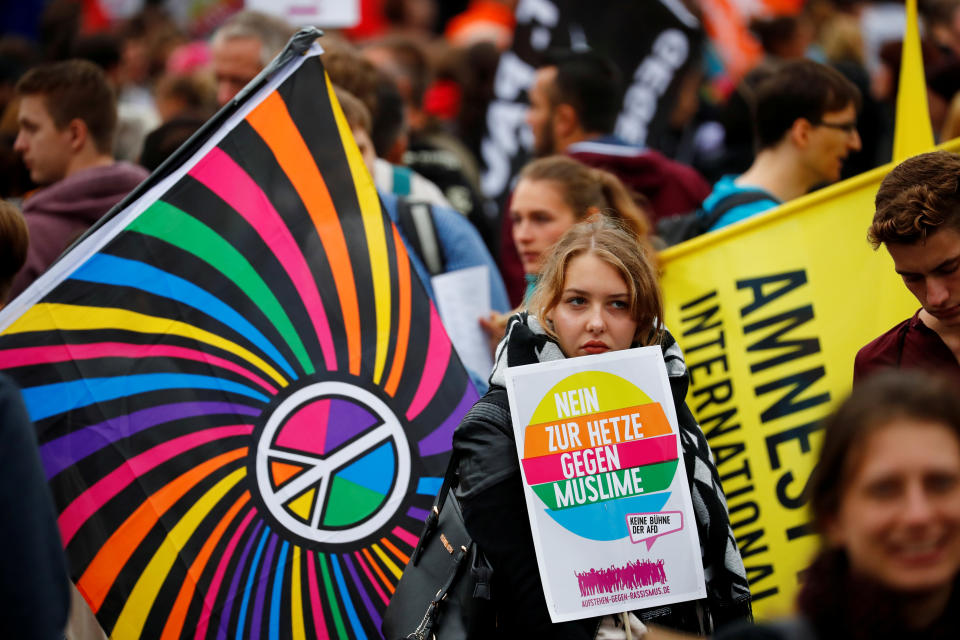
[380,192,509,392]
[379,192,509,313]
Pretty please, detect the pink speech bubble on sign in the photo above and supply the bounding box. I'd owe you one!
[626,511,683,551]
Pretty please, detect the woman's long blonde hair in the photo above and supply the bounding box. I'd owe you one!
[528,215,663,347]
[517,155,651,237]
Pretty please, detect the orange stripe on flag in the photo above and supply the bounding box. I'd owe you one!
[362,547,394,594]
[384,226,412,397]
[246,92,362,375]
[380,537,410,565]
[159,492,251,640]
[77,448,247,612]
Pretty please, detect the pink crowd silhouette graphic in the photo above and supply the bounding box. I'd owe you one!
[576,559,667,596]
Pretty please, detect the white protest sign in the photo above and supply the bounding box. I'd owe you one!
[432,266,494,378]
[503,346,706,622]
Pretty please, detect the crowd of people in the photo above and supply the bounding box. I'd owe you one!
[4,1,960,638]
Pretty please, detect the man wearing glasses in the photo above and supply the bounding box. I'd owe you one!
[700,59,862,231]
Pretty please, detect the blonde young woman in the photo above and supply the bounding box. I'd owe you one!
[455,217,751,638]
[480,156,651,349]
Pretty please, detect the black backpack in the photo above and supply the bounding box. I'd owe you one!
[656,191,771,247]
[395,197,447,276]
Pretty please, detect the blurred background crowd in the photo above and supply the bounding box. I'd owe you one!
[5,3,960,638]
[3,1,960,291]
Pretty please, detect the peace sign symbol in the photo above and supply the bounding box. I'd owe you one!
[255,381,411,545]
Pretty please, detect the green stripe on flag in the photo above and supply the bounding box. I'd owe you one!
[130,201,315,375]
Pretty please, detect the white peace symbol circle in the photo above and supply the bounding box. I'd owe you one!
[255,381,411,544]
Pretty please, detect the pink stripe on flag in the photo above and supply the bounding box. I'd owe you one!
[58,424,253,544]
[521,434,678,486]
[190,148,338,370]
[0,343,277,394]
[391,526,419,548]
[406,305,451,420]
[353,551,389,606]
[307,550,330,639]
[194,507,257,640]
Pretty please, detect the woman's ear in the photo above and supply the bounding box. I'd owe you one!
[543,306,555,328]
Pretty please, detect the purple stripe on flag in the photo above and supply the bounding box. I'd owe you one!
[40,401,261,479]
[342,553,382,630]
[251,534,279,638]
[407,506,429,521]
[417,385,479,456]
[217,520,265,640]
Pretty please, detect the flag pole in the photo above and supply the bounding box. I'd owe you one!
[892,0,934,161]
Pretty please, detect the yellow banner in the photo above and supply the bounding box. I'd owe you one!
[661,137,960,618]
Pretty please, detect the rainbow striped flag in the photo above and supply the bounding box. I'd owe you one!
[0,40,476,639]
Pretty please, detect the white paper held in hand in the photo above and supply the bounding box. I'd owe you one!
[431,265,494,379]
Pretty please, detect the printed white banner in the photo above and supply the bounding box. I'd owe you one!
[503,347,706,622]
[245,0,359,27]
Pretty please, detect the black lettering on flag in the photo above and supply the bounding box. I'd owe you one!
[692,378,734,413]
[746,563,776,587]
[712,440,745,468]
[719,456,752,484]
[750,584,780,601]
[765,420,824,470]
[756,366,830,423]
[681,294,721,335]
[729,499,761,530]
[787,522,816,541]
[738,528,769,559]
[737,270,807,317]
[688,353,729,383]
[743,305,820,373]
[687,330,727,354]
[775,470,810,509]
[725,482,755,501]
[700,407,741,440]
[679,289,717,310]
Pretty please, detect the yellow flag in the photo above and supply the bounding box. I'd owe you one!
[893,0,934,160]
[660,136,960,618]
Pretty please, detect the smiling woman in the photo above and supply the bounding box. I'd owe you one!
[715,370,960,640]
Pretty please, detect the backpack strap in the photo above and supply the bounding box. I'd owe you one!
[396,198,445,276]
[410,452,460,565]
[391,164,412,196]
[700,190,772,232]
